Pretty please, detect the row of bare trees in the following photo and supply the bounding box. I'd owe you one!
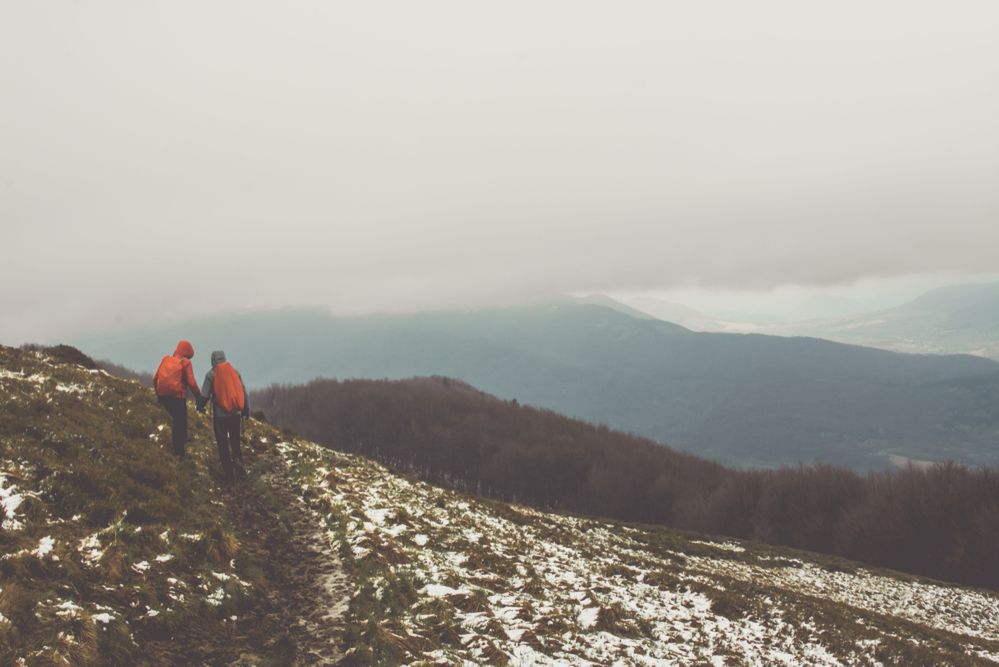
[253,376,999,589]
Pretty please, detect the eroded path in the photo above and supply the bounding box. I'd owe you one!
[216,429,351,666]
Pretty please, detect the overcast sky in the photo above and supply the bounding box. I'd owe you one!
[2,1,998,343]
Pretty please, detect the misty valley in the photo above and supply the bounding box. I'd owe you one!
[5,2,999,661]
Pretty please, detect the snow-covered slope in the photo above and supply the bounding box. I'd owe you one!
[3,345,999,665]
[278,438,999,665]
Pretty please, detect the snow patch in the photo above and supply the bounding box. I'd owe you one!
[1,473,33,531]
[692,539,747,553]
[422,584,468,597]
[32,536,56,558]
[577,607,599,629]
[55,601,84,619]
[78,532,104,566]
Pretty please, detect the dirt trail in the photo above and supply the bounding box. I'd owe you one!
[137,433,351,666]
[223,438,351,666]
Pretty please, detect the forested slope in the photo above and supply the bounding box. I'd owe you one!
[255,376,999,590]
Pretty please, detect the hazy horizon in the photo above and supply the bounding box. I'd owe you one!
[4,1,998,343]
[34,271,994,346]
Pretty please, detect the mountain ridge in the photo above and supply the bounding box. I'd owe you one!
[623,281,999,360]
[75,302,999,470]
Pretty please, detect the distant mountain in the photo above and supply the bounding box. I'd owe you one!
[75,302,999,470]
[569,294,655,320]
[619,296,734,331]
[774,282,999,360]
[784,294,874,321]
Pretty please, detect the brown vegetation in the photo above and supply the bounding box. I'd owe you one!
[254,376,999,590]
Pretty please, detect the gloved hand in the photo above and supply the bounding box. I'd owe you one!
[196,397,207,413]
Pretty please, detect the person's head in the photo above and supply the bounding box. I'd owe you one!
[174,340,194,359]
[211,350,227,367]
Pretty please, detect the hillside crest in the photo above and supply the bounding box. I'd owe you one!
[2,346,999,665]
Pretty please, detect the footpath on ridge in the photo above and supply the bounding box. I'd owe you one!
[96,417,353,666]
[219,428,351,666]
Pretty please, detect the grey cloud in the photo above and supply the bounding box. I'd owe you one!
[2,1,998,342]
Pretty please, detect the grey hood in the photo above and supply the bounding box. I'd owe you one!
[201,349,248,418]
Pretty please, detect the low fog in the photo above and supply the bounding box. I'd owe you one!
[2,1,998,342]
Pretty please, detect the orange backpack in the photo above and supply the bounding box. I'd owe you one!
[213,362,245,413]
[154,355,184,397]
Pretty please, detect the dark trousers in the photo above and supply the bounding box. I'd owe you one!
[213,415,243,479]
[157,395,188,457]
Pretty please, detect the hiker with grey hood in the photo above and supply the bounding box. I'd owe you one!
[197,350,249,482]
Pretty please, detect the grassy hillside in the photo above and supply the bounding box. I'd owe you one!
[6,345,999,665]
[75,302,999,470]
[0,346,250,665]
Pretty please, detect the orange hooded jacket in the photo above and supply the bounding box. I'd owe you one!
[153,340,202,400]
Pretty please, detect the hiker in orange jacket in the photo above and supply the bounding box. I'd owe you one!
[153,340,203,458]
[197,350,249,482]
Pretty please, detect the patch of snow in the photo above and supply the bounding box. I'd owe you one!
[1,473,33,531]
[384,524,407,537]
[422,584,467,597]
[55,601,84,618]
[577,607,599,629]
[0,370,49,385]
[364,508,391,525]
[32,536,56,558]
[206,587,226,606]
[691,539,747,553]
[78,532,104,566]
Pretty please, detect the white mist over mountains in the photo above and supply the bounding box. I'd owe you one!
[609,273,999,324]
[2,1,998,343]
